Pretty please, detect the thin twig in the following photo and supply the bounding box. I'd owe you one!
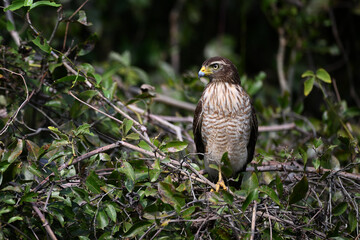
[250,201,257,240]
[62,0,89,51]
[246,162,360,182]
[264,204,272,240]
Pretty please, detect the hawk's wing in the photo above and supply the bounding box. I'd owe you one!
[193,100,205,160]
[246,104,258,165]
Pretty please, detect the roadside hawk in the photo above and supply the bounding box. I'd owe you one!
[193,56,258,190]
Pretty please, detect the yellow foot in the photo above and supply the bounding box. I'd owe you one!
[211,171,227,192]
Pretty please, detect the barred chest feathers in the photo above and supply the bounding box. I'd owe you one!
[200,82,252,179]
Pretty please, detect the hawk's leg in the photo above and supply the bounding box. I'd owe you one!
[213,170,227,192]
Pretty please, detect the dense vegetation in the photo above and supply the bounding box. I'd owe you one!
[0,0,359,239]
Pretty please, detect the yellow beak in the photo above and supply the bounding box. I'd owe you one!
[198,66,212,78]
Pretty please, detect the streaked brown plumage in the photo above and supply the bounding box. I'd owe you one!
[193,56,258,188]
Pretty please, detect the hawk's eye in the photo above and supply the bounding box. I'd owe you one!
[212,64,219,70]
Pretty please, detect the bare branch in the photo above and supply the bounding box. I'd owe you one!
[31,203,58,240]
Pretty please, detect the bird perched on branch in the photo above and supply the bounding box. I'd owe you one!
[193,56,258,191]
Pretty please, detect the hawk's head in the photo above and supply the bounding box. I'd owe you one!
[198,56,240,84]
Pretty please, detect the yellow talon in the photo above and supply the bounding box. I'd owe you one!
[212,170,227,192]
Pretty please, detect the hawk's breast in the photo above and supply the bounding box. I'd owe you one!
[200,82,252,179]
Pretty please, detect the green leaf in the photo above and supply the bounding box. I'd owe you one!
[26,140,40,161]
[28,164,43,178]
[348,211,357,232]
[125,133,140,140]
[24,0,33,6]
[301,70,314,78]
[48,126,69,140]
[85,171,104,194]
[118,162,136,192]
[314,138,323,148]
[259,185,282,207]
[106,203,117,223]
[332,202,347,216]
[312,158,320,170]
[275,175,283,199]
[288,175,309,204]
[20,192,38,203]
[73,123,94,137]
[29,1,61,10]
[299,148,308,168]
[138,140,152,152]
[242,189,259,211]
[77,10,92,26]
[124,221,151,238]
[241,172,259,193]
[4,0,24,11]
[316,68,331,83]
[158,182,185,209]
[32,36,51,53]
[7,139,23,163]
[8,216,23,224]
[304,76,315,96]
[123,119,133,136]
[55,75,86,84]
[96,209,109,230]
[161,141,188,153]
[181,206,196,219]
[0,207,13,216]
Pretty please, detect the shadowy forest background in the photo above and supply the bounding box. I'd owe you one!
[0,0,360,239]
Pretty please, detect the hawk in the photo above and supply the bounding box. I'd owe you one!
[193,56,258,191]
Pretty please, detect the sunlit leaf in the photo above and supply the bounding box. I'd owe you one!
[241,172,259,193]
[316,68,331,83]
[24,0,32,6]
[48,126,69,140]
[161,141,188,153]
[304,76,315,96]
[32,36,51,53]
[301,70,314,78]
[30,1,61,10]
[4,0,24,11]
[96,209,109,229]
[8,216,23,224]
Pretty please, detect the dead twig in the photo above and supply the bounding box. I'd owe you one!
[62,0,89,51]
[250,201,257,240]
[246,162,360,182]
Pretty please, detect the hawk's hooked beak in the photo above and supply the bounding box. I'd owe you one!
[198,66,212,78]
